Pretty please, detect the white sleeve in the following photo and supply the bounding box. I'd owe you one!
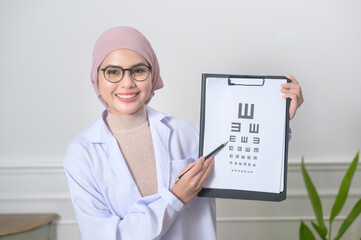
[64,146,184,240]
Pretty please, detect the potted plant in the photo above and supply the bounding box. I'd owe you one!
[300,152,361,240]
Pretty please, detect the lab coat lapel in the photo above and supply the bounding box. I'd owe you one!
[105,134,143,201]
[146,106,171,191]
[92,111,142,201]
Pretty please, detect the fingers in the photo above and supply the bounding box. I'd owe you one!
[184,156,211,179]
[184,156,205,177]
[281,74,304,119]
[193,156,214,189]
[187,156,214,192]
[170,156,214,204]
[198,156,214,184]
[179,161,196,175]
[281,85,304,105]
[280,82,303,101]
[283,92,300,119]
[282,89,302,104]
[281,82,301,90]
[281,82,303,101]
[281,85,304,106]
[285,74,299,84]
[281,74,303,100]
[281,85,300,95]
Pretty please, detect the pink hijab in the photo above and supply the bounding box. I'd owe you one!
[91,26,164,107]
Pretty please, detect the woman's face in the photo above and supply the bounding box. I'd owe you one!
[98,49,152,116]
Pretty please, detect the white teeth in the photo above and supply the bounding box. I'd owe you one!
[116,93,137,99]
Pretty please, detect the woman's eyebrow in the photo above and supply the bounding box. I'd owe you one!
[102,62,149,69]
[130,62,149,68]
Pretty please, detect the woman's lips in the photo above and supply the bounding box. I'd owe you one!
[115,92,140,102]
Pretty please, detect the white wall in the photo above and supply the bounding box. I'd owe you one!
[0,0,360,239]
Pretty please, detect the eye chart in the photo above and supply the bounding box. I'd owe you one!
[198,74,290,201]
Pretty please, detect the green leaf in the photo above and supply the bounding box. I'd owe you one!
[311,221,327,240]
[334,199,361,240]
[301,157,327,237]
[300,221,316,240]
[330,152,359,224]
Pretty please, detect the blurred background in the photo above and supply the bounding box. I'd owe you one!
[0,0,360,239]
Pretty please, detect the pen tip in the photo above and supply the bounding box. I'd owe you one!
[224,141,228,146]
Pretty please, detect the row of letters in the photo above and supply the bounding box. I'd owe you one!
[229,146,259,152]
[229,136,260,144]
[229,161,256,167]
[231,169,254,173]
[231,122,259,133]
[229,154,258,160]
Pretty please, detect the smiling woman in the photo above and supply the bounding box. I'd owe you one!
[63,26,217,240]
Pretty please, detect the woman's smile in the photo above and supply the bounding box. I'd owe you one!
[115,92,140,102]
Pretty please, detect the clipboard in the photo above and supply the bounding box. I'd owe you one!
[198,73,291,201]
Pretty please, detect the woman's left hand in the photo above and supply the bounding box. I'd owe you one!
[281,74,304,119]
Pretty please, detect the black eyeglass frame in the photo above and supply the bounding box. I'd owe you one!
[99,64,152,83]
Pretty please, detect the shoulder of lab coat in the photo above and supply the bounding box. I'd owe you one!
[146,106,200,160]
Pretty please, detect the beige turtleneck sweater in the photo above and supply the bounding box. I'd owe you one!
[105,107,158,197]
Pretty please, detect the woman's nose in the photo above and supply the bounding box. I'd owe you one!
[119,70,136,88]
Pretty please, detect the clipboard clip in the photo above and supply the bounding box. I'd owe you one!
[228,77,265,86]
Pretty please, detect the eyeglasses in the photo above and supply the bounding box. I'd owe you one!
[100,64,152,83]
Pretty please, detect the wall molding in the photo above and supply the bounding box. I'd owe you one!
[0,160,360,173]
[288,162,361,172]
[0,190,360,201]
[286,189,361,199]
[0,193,70,201]
[0,163,64,174]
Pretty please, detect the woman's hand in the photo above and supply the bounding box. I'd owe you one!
[170,156,214,204]
[281,74,304,119]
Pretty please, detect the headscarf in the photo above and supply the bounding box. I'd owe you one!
[91,26,164,107]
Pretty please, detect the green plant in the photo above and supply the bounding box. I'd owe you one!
[299,152,361,240]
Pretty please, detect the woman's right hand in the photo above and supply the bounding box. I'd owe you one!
[170,156,214,204]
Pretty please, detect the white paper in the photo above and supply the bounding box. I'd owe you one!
[203,77,287,194]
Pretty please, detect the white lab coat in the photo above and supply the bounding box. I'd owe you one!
[64,106,217,240]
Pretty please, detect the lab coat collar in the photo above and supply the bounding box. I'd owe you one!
[86,106,171,145]
[85,109,114,144]
[146,106,172,190]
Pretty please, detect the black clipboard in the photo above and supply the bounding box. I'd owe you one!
[198,73,291,201]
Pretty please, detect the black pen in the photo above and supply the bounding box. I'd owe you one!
[173,141,228,184]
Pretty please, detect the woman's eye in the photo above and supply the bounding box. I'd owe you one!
[133,68,145,73]
[107,69,119,75]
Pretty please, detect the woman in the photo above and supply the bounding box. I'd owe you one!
[64,26,303,240]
